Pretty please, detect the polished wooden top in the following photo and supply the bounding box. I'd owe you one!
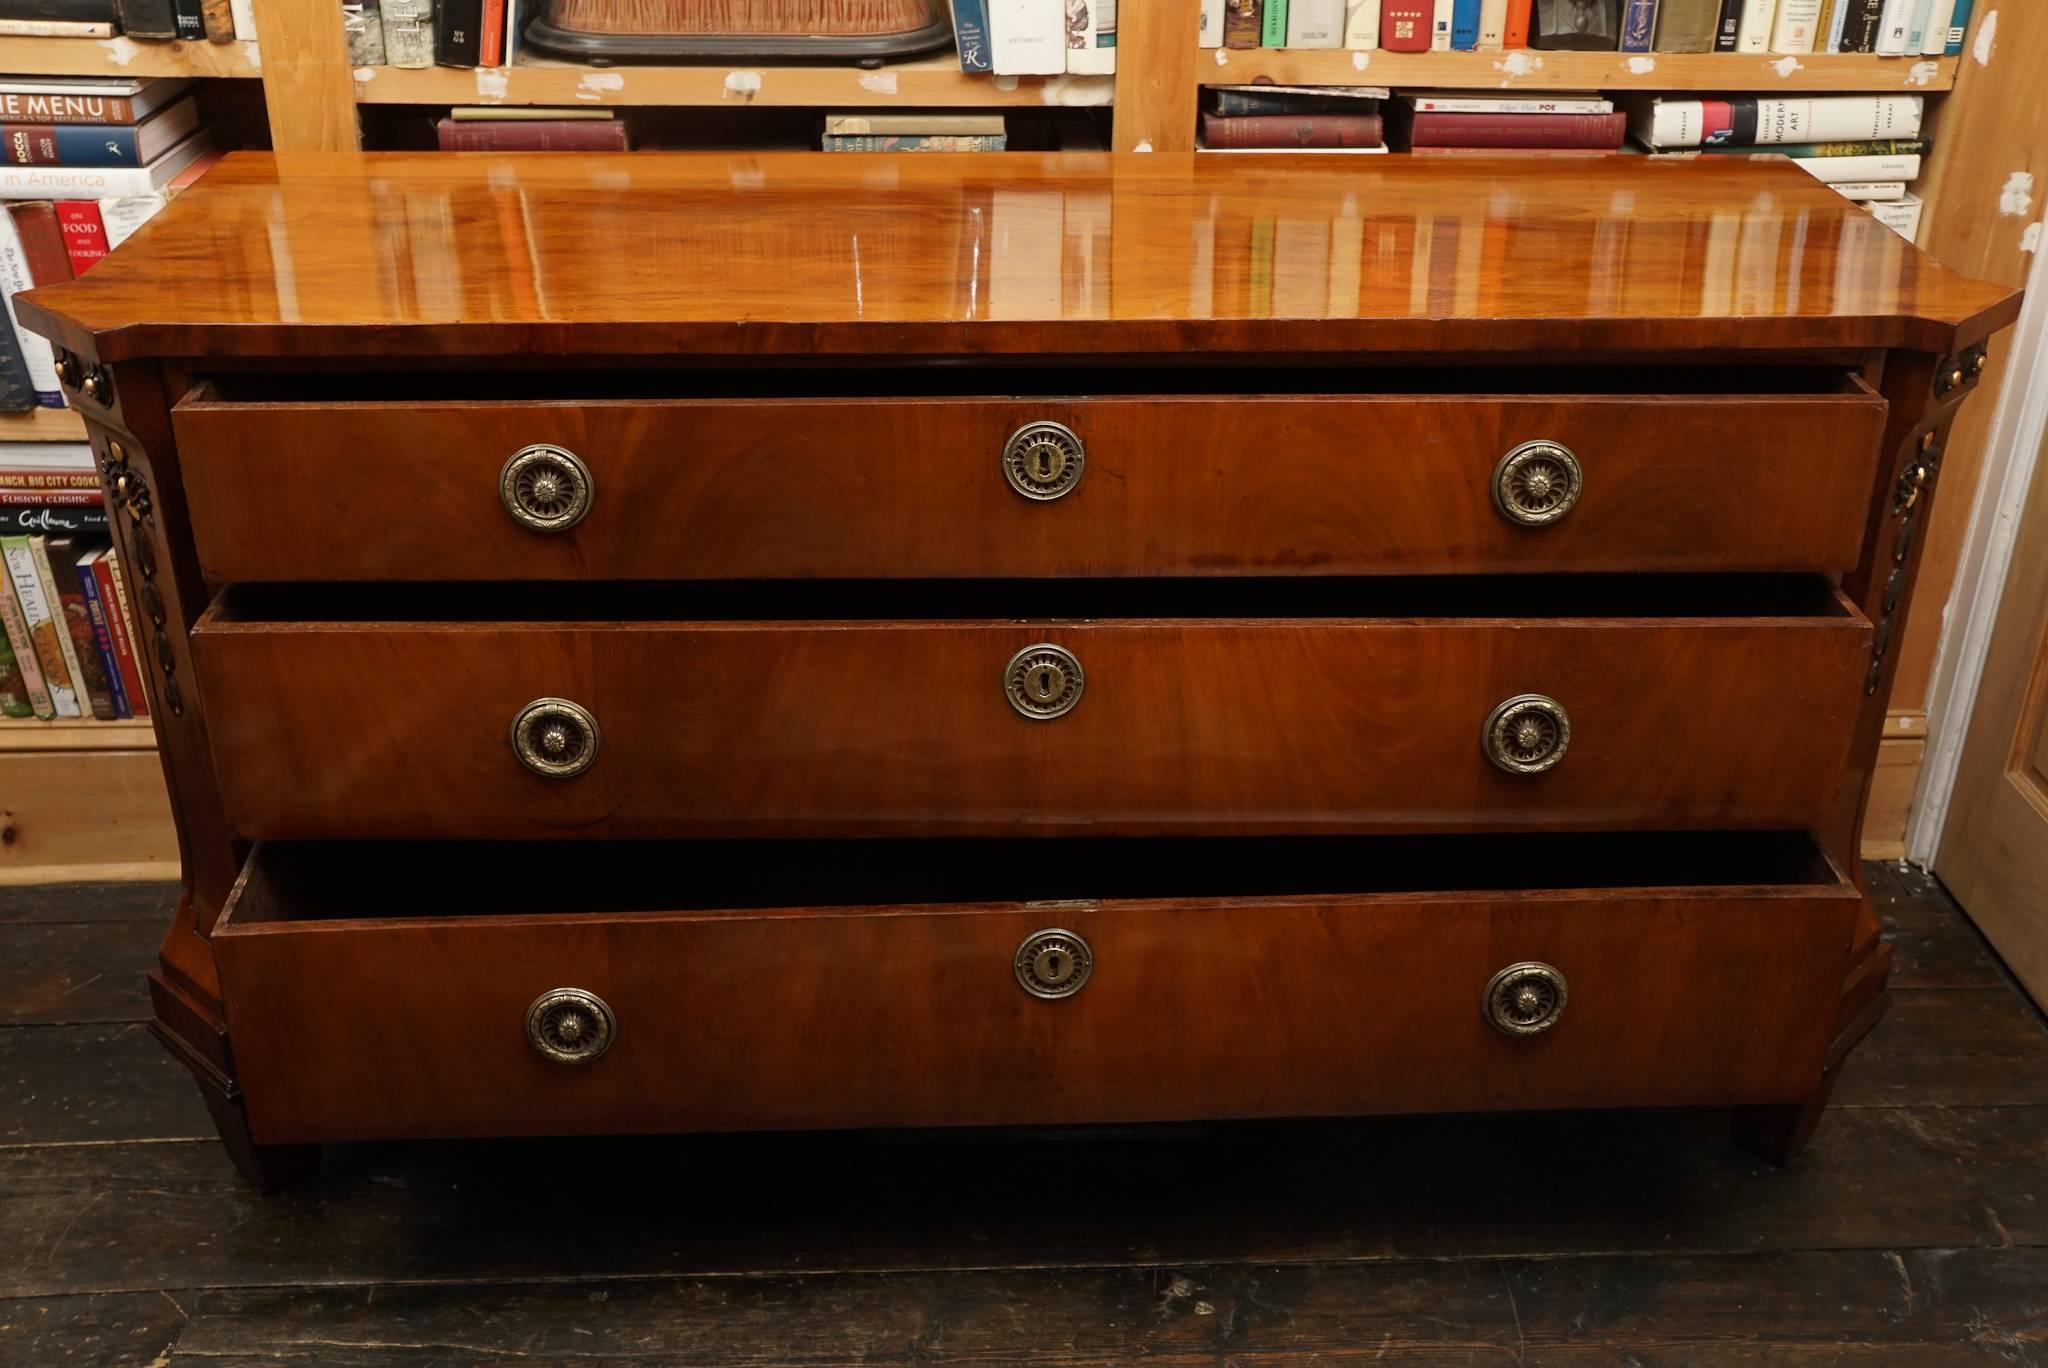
[20,151,2019,362]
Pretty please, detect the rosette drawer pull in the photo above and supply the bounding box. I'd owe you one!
[500,444,593,532]
[1483,694,1571,774]
[1484,962,1568,1037]
[525,988,615,1063]
[510,697,601,779]
[1492,440,1582,527]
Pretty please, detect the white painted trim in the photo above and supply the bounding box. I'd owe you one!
[1908,239,2048,866]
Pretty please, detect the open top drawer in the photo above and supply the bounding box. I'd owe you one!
[212,831,1863,1144]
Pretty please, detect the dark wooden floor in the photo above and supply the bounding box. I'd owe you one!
[6,865,2048,1366]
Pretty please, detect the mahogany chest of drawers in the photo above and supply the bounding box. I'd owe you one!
[20,152,2019,1187]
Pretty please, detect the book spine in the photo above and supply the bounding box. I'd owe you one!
[955,0,996,65]
[1261,0,1287,45]
[1413,94,1610,111]
[1918,0,1954,51]
[1502,0,1529,44]
[3,536,76,716]
[822,134,1009,150]
[0,94,138,123]
[29,534,101,719]
[4,202,72,286]
[1379,0,1427,46]
[1342,0,1379,44]
[1654,0,1718,49]
[1771,0,1822,49]
[1841,0,1883,47]
[1713,0,1742,47]
[382,0,434,65]
[91,549,144,717]
[0,609,27,716]
[435,0,483,66]
[2,503,109,537]
[1831,181,1908,200]
[0,305,34,411]
[479,0,505,65]
[1704,136,1927,154]
[1201,112,1382,147]
[1826,0,1852,48]
[1070,0,1118,68]
[1868,194,1924,240]
[1410,110,1627,148]
[1902,0,1933,49]
[0,564,50,717]
[1,126,56,166]
[53,201,107,275]
[1285,0,1343,46]
[73,552,127,717]
[1734,0,1774,49]
[989,0,1067,69]
[1449,0,1479,48]
[1788,152,1920,181]
[111,0,175,37]
[0,473,98,490]
[1944,0,1972,52]
[170,0,204,39]
[0,18,113,33]
[0,210,61,406]
[1430,0,1452,47]
[49,124,143,168]
[0,163,186,197]
[104,549,145,716]
[230,0,255,36]
[1224,0,1262,44]
[1474,0,1506,46]
[437,119,628,150]
[1620,0,1657,49]
[199,0,234,39]
[1875,0,1909,52]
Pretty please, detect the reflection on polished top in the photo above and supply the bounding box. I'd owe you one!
[19,151,2020,361]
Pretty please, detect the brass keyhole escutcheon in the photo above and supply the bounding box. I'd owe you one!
[1016,929,1093,999]
[1002,421,1085,501]
[1005,645,1085,720]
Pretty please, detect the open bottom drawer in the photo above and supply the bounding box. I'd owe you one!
[212,832,1863,1144]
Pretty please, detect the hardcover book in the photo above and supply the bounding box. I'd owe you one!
[1406,109,1628,147]
[0,131,211,198]
[0,206,62,405]
[382,0,434,65]
[951,0,993,67]
[1261,0,1288,45]
[0,77,189,125]
[0,313,34,411]
[1342,0,1379,43]
[1770,0,1823,50]
[0,620,27,716]
[1380,0,1429,47]
[1224,0,1264,45]
[1531,0,1621,49]
[435,0,483,65]
[72,546,127,718]
[1450,0,1480,47]
[1,97,200,168]
[1201,112,1385,147]
[1286,0,1343,45]
[88,547,144,716]
[1,533,78,717]
[435,118,629,150]
[1629,95,1924,147]
[1619,0,1656,49]
[112,0,176,35]
[990,0,1066,71]
[0,561,51,717]
[44,535,115,720]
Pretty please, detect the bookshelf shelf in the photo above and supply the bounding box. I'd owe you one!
[0,716,155,753]
[353,55,1110,108]
[1200,48,1960,94]
[0,408,88,441]
[0,35,261,79]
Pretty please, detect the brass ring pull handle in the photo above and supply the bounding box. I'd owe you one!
[1015,928,1093,999]
[525,987,615,1063]
[1005,644,1085,720]
[1484,962,1567,1036]
[1492,440,1582,527]
[1002,421,1086,500]
[510,697,601,779]
[500,444,593,532]
[1483,694,1571,774]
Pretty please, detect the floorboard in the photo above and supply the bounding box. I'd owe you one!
[0,867,2044,1366]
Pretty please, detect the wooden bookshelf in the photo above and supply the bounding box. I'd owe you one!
[1200,48,1961,94]
[0,716,154,751]
[353,54,1108,108]
[0,719,172,885]
[0,408,88,441]
[0,34,261,79]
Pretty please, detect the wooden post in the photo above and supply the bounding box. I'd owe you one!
[1115,0,1201,151]
[258,0,362,151]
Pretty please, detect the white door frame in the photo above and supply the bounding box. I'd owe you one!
[1908,239,2048,867]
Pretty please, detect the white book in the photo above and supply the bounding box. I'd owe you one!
[0,133,210,200]
[26,534,88,717]
[1902,0,1935,49]
[1412,92,1612,112]
[0,211,58,403]
[1735,0,1777,51]
[1790,152,1921,182]
[1770,0,1822,50]
[1875,0,1910,52]
[1831,180,1908,201]
[1286,0,1344,46]
[0,443,93,471]
[1476,0,1507,48]
[1,540,77,717]
[1431,0,1453,48]
[1826,0,1851,51]
[1918,0,1954,51]
[0,18,111,35]
[1199,0,1226,46]
[1342,0,1380,46]
[1868,192,1925,241]
[1631,95,1923,148]
[99,195,169,249]
[1066,0,1116,72]
[989,0,1064,74]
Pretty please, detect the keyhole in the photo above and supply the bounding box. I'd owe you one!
[1035,948,1073,984]
[1030,665,1062,702]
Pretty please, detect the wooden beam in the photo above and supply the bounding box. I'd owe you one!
[1115,0,1201,151]
[258,0,361,151]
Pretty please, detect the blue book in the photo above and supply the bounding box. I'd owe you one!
[949,0,992,71]
[1450,0,1481,48]
[1620,0,1657,50]
[32,97,196,168]
[73,553,130,720]
[1944,0,1974,52]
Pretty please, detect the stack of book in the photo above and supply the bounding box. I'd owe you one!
[822,113,1008,152]
[948,0,1116,74]
[435,107,627,151]
[1632,94,1929,239]
[1198,0,1973,54]
[350,0,519,68]
[1199,85,1388,153]
[0,77,220,414]
[0,0,255,39]
[0,444,147,723]
[1390,91,1627,153]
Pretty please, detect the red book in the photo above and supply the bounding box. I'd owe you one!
[1201,113,1384,149]
[4,201,74,284]
[54,201,108,275]
[88,549,146,718]
[479,0,505,66]
[1381,1,1431,49]
[1407,111,1629,149]
[1503,0,1532,46]
[1,123,58,165]
[435,119,628,151]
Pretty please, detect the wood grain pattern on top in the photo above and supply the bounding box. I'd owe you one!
[16,152,2021,362]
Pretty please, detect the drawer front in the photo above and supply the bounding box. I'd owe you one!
[214,856,1859,1143]
[172,391,1885,581]
[192,615,1869,840]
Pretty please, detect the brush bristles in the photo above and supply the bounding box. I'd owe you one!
[546,0,940,34]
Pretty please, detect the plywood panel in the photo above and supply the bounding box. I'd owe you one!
[0,750,177,885]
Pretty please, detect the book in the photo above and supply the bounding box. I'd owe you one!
[105,547,144,714]
[0,132,211,199]
[1262,0,1288,45]
[1066,0,1116,68]
[1840,0,1884,48]
[1944,0,1972,52]
[0,18,113,33]
[0,207,62,407]
[2,498,108,536]
[0,608,26,715]
[88,547,142,716]
[1503,0,1530,43]
[1409,91,1610,112]
[5,202,73,299]
[1869,191,1924,240]
[1476,0,1508,45]
[1789,152,1921,181]
[1287,0,1343,45]
[0,556,50,717]
[53,201,106,274]
[2,534,76,716]
[343,0,385,65]
[448,106,614,120]
[1620,0,1657,49]
[1450,0,1480,47]
[1209,85,1386,114]
[1733,0,1774,49]
[1771,0,1823,48]
[0,78,190,127]
[0,311,34,412]
[827,114,1008,134]
[1343,0,1380,43]
[1,97,200,168]
[27,533,92,719]
[170,0,203,40]
[1629,95,1924,148]
[1901,0,1933,50]
[1531,0,1620,49]
[383,0,434,65]
[435,0,481,65]
[1875,0,1909,52]
[1201,112,1384,147]
[42,535,113,720]
[436,118,629,150]
[823,134,1009,151]
[1225,0,1263,45]
[1918,0,1953,51]
[990,0,1066,70]
[1652,0,1717,46]
[114,0,176,36]
[953,0,994,66]
[1405,110,1629,148]
[1380,0,1429,45]
[1823,0,1850,48]
[1700,136,1928,156]
[72,547,125,718]
[1831,181,1908,200]
[1713,0,1741,47]
[1430,0,1452,47]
